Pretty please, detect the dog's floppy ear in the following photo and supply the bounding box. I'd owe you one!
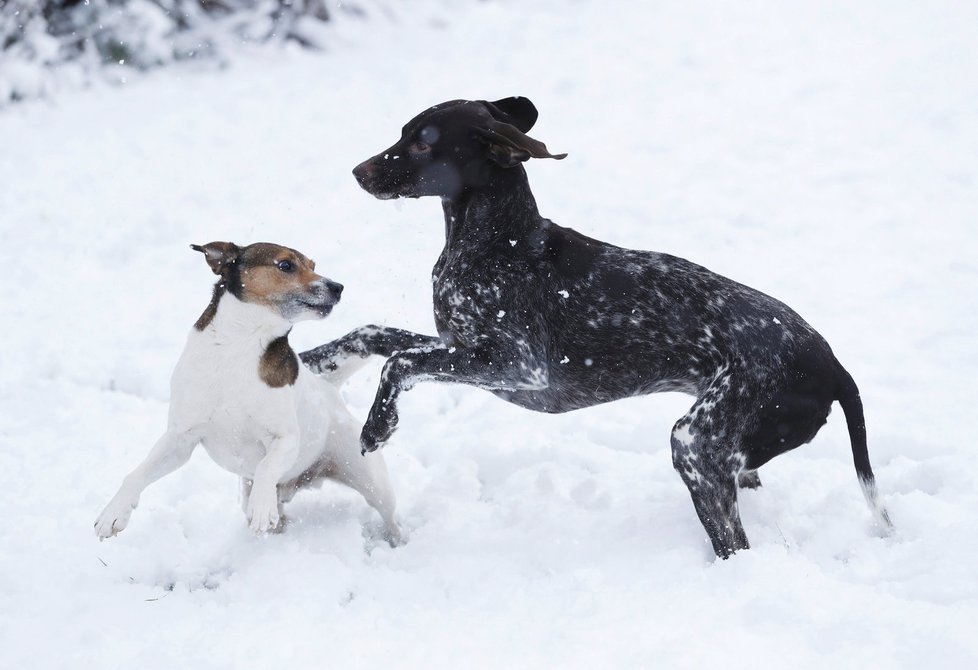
[191,241,241,276]
[484,96,538,133]
[477,120,567,168]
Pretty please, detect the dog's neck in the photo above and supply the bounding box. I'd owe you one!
[442,166,541,247]
[193,290,299,387]
[196,288,289,343]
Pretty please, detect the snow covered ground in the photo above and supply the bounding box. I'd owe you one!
[2,1,977,667]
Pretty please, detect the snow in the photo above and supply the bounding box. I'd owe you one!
[2,1,977,667]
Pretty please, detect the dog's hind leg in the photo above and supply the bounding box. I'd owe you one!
[326,421,402,545]
[671,375,751,559]
[240,477,253,512]
[332,456,402,545]
[270,480,301,533]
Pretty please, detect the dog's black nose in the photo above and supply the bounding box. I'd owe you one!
[326,281,344,298]
[352,160,373,184]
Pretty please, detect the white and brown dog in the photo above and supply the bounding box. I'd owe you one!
[95,241,400,542]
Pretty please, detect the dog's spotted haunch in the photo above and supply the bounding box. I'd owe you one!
[301,97,892,559]
[95,242,401,544]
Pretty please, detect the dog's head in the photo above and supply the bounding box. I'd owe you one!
[191,241,343,323]
[352,97,566,200]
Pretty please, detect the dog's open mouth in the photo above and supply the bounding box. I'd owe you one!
[295,299,334,317]
[309,303,334,316]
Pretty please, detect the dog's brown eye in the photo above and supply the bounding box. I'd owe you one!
[411,141,430,153]
[276,260,294,273]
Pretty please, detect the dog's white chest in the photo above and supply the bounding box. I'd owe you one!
[166,305,332,481]
[168,337,287,473]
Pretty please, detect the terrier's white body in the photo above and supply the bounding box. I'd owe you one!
[95,242,399,541]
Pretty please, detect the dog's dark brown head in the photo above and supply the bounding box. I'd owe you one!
[352,97,566,200]
[191,241,343,329]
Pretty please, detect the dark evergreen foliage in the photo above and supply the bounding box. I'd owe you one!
[0,0,344,103]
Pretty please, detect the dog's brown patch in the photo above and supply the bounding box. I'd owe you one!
[259,334,299,387]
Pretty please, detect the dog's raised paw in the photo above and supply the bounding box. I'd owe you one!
[360,417,394,454]
[360,438,382,455]
[359,429,385,453]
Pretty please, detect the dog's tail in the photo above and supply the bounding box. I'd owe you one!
[835,358,894,533]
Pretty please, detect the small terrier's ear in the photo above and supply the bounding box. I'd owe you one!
[191,241,241,276]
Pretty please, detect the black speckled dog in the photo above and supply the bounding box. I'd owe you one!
[301,97,893,558]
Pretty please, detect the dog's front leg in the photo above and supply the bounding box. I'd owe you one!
[246,432,300,534]
[94,431,197,540]
[299,325,444,374]
[361,344,547,452]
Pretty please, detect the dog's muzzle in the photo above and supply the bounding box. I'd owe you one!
[353,159,403,200]
[323,280,344,305]
[308,278,343,306]
[290,279,343,318]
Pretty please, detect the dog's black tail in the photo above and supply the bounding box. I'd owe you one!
[835,358,894,532]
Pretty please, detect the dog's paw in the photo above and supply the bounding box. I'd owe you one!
[246,487,280,534]
[383,523,405,548]
[362,520,406,551]
[360,435,383,454]
[94,496,137,540]
[360,415,395,454]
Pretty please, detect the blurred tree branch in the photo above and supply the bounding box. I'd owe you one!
[0,0,341,103]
